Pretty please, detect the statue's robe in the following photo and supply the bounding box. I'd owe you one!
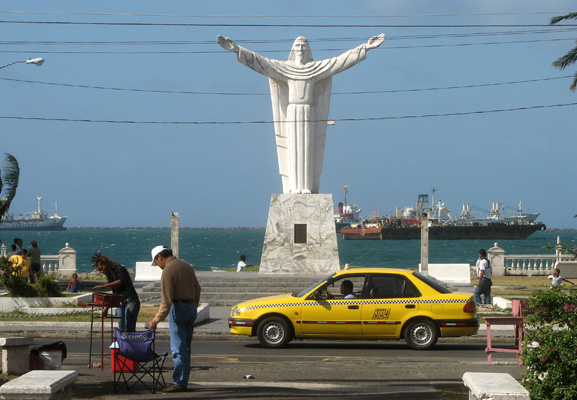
[235,44,368,194]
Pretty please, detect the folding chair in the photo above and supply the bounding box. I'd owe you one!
[113,328,168,393]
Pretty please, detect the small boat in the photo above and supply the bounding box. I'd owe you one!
[0,197,67,231]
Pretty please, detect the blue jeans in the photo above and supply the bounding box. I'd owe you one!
[474,278,492,304]
[116,298,141,332]
[168,301,197,388]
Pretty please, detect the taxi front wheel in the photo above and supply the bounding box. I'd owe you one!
[404,319,438,350]
[257,317,292,348]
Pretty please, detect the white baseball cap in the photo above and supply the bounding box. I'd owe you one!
[151,245,167,266]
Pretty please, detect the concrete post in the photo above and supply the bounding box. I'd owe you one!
[488,243,506,277]
[171,212,179,258]
[58,243,77,276]
[420,213,429,274]
[0,243,5,258]
[556,235,562,263]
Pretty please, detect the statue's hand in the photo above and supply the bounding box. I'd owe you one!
[217,35,238,53]
[367,33,386,49]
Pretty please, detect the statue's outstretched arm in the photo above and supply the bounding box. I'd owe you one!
[217,35,239,54]
[366,33,386,50]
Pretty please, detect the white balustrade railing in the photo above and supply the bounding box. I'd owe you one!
[41,255,60,275]
[504,254,574,275]
[489,237,577,277]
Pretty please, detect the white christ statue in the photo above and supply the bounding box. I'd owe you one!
[217,34,385,194]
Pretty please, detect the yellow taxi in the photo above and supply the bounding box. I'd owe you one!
[229,268,478,349]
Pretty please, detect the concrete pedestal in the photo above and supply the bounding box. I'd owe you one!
[0,337,34,375]
[259,194,340,275]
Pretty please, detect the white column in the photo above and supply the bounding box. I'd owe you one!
[420,213,429,273]
[171,212,179,258]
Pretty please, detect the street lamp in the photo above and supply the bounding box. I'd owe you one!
[0,58,45,70]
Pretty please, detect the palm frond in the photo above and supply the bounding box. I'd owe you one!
[550,12,577,25]
[552,47,577,70]
[571,72,577,92]
[0,153,20,218]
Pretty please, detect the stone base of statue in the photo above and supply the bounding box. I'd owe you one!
[259,194,340,275]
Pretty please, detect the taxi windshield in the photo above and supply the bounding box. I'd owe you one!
[294,272,336,297]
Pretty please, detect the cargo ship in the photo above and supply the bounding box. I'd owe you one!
[0,197,67,231]
[340,192,545,240]
[334,185,363,232]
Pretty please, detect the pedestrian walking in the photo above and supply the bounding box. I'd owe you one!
[474,249,492,306]
[149,245,201,393]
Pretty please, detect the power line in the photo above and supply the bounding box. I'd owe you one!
[0,10,569,18]
[0,20,575,28]
[2,28,576,46]
[0,77,265,96]
[1,102,575,125]
[0,75,571,96]
[1,37,574,55]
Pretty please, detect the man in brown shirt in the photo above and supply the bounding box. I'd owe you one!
[149,246,201,393]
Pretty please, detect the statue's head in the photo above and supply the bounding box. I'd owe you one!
[288,36,313,65]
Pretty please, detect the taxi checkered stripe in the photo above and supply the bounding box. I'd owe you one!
[239,298,467,312]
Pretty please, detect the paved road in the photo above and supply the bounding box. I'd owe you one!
[28,337,525,400]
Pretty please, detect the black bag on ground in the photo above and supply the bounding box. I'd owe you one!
[30,341,68,370]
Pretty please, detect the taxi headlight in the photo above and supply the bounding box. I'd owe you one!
[232,306,242,317]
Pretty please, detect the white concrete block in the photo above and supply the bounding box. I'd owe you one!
[493,296,512,310]
[0,295,90,313]
[0,370,78,400]
[197,303,210,323]
[421,263,471,285]
[134,261,162,282]
[462,372,530,400]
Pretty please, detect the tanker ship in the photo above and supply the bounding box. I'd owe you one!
[340,192,545,240]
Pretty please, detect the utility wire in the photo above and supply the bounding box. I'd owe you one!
[0,11,569,18]
[2,28,577,46]
[1,102,575,125]
[0,20,575,28]
[0,75,571,96]
[1,37,575,55]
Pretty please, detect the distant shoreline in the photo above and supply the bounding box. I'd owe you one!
[64,227,576,232]
[67,227,266,231]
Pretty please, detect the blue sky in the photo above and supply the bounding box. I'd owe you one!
[1,1,577,229]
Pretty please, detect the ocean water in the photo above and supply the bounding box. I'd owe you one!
[1,229,575,274]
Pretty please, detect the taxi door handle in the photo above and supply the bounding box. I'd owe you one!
[405,304,416,309]
[348,305,359,310]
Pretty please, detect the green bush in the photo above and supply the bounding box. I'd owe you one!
[36,275,62,297]
[522,289,577,399]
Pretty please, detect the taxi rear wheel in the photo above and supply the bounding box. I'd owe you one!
[404,319,438,350]
[257,317,292,348]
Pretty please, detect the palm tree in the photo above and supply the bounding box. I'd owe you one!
[551,12,577,91]
[0,153,20,218]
